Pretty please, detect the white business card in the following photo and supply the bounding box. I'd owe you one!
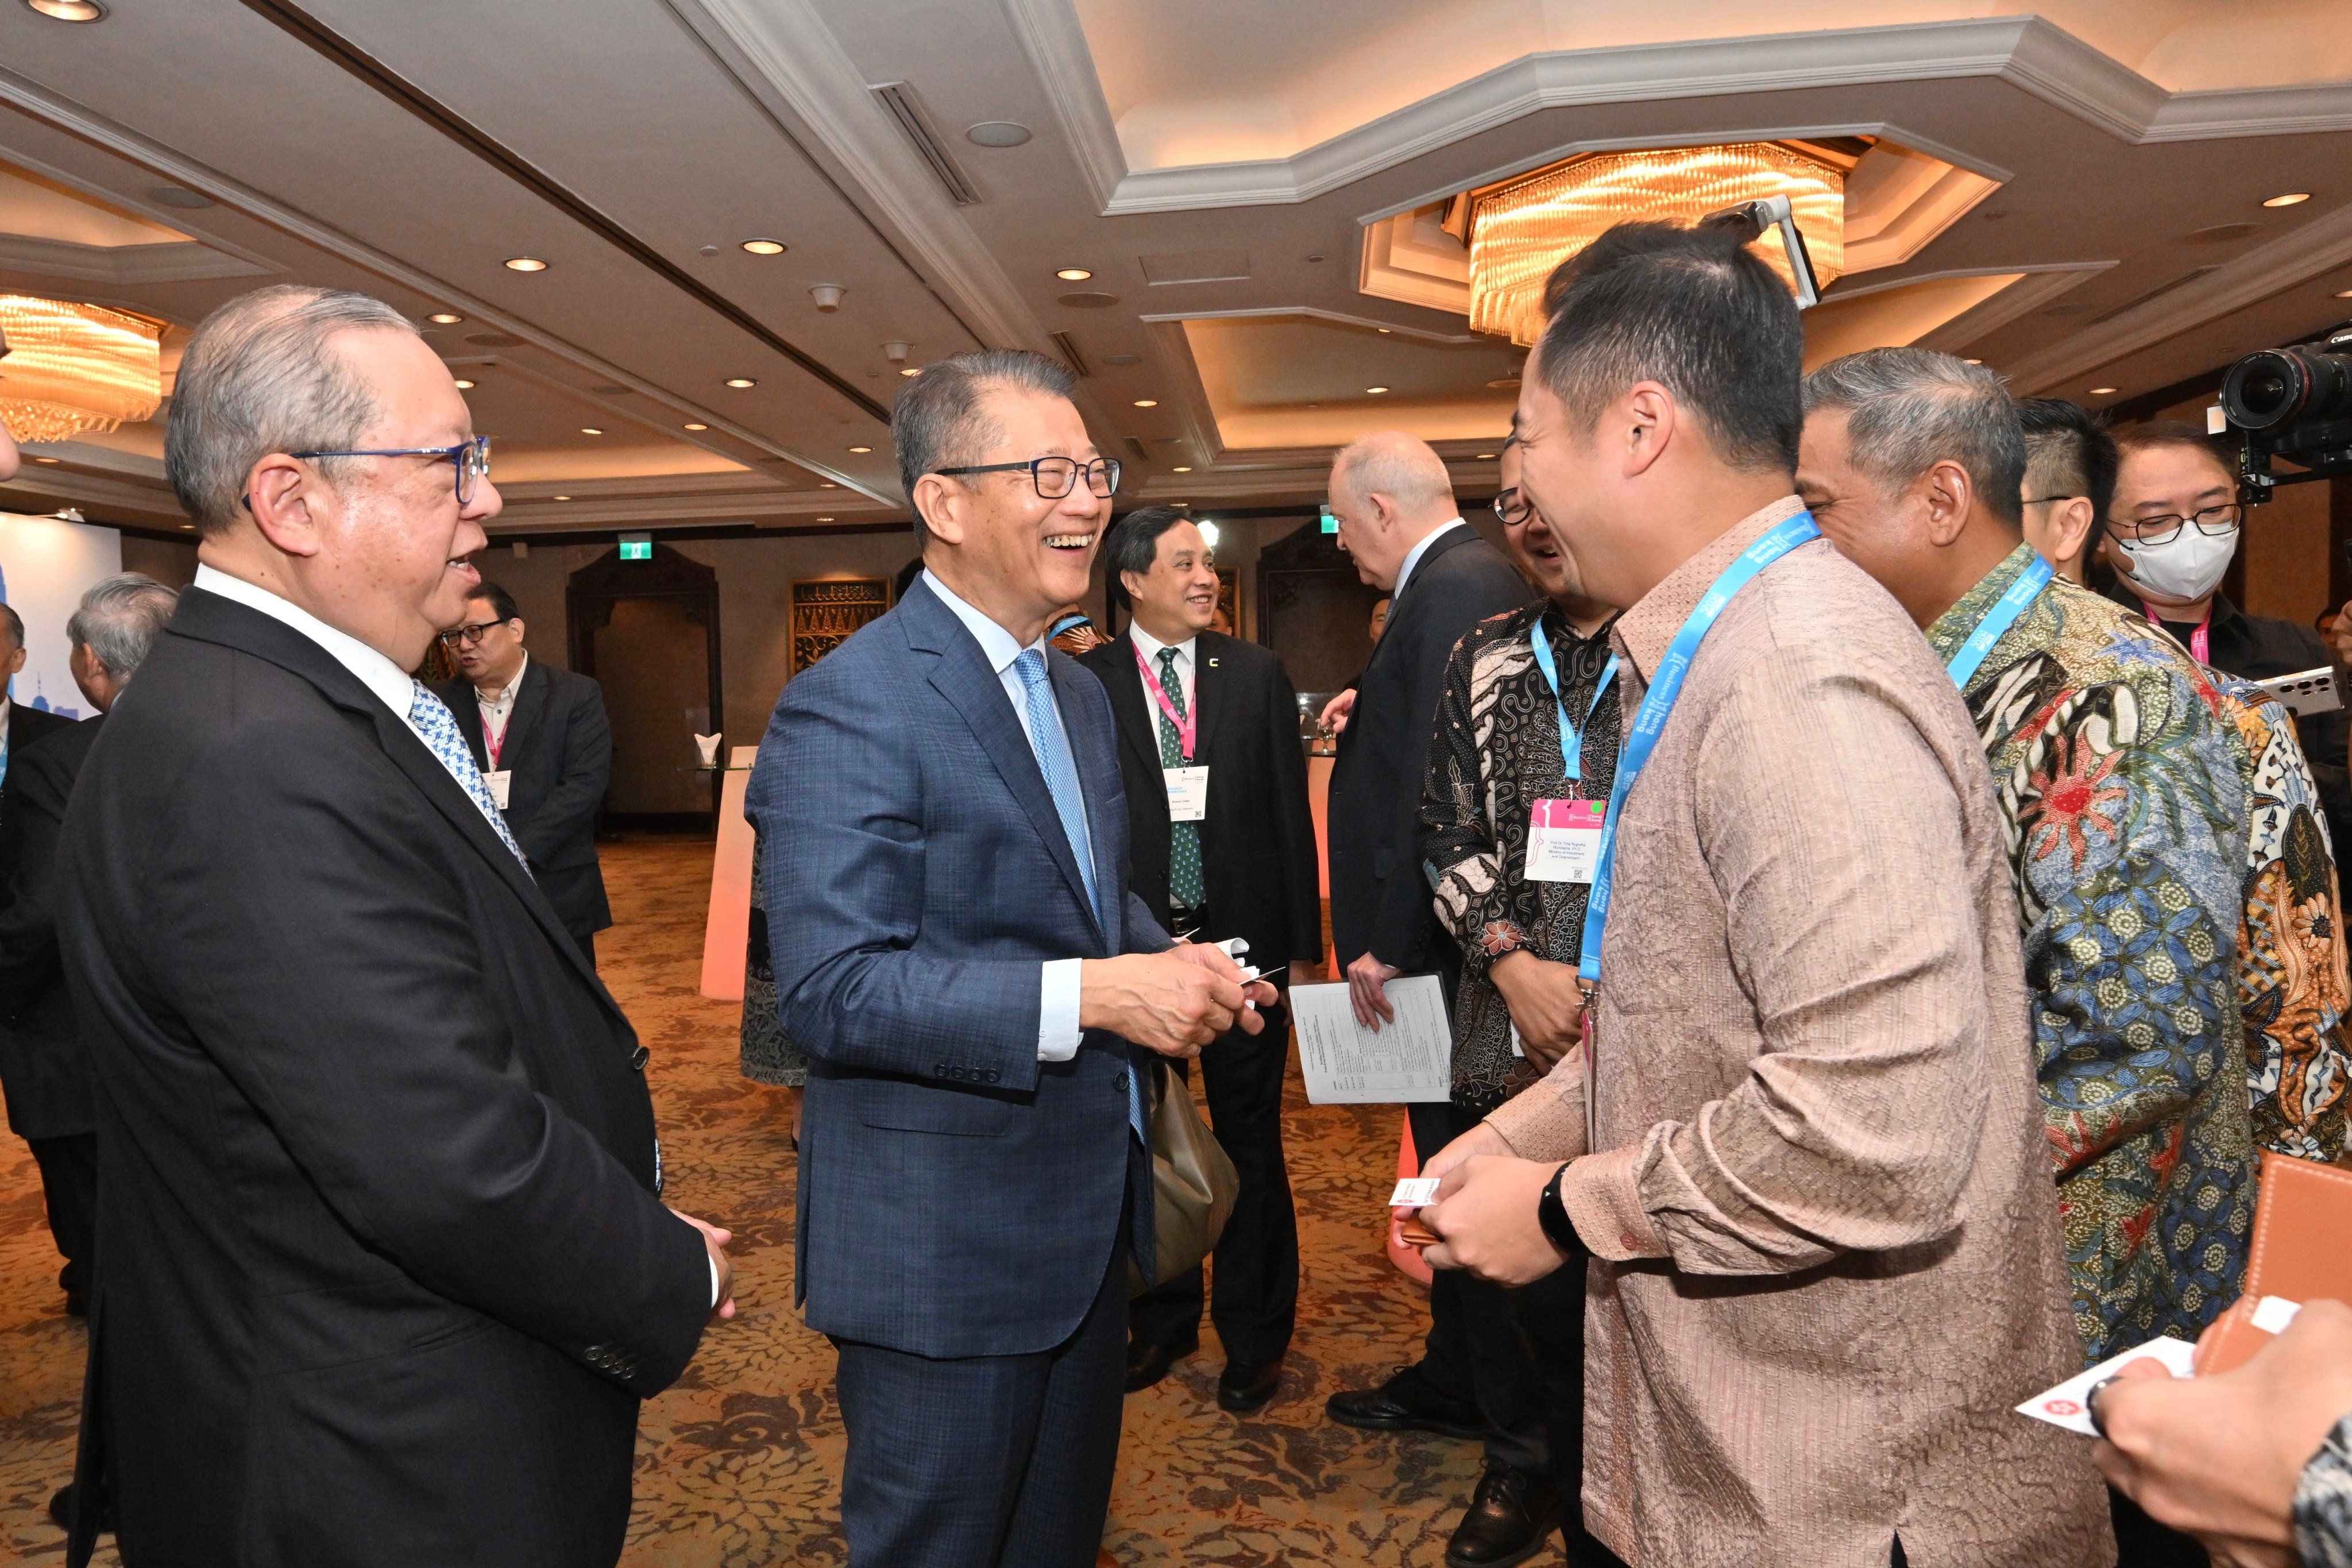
[2015,1335,2197,1436]
[1389,1177,1439,1208]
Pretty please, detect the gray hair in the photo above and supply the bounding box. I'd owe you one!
[67,572,179,680]
[0,603,21,654]
[1802,347,2026,527]
[1331,431,1454,516]
[165,284,420,535]
[893,349,1079,547]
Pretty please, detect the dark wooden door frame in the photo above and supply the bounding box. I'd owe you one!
[566,543,723,829]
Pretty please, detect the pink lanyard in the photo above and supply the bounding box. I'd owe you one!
[2142,600,2211,664]
[482,702,509,768]
[1133,642,1196,760]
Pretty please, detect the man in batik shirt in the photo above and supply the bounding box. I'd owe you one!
[2021,397,2352,1164]
[1798,348,2257,1371]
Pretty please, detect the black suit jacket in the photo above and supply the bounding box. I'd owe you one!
[434,659,613,938]
[9,700,75,763]
[0,713,99,1141]
[1078,629,1323,969]
[60,590,709,1568]
[1328,524,1528,971]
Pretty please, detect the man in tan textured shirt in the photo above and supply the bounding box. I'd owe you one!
[1417,219,2110,1566]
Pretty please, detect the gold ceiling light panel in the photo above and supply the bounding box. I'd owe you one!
[0,295,163,444]
[1465,142,1847,346]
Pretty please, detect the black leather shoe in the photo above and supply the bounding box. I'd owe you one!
[49,1481,114,1536]
[1324,1363,1485,1439]
[1215,1354,1283,1413]
[1123,1330,1198,1393]
[1444,1461,1563,1568]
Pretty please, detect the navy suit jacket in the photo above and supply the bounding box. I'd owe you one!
[747,577,1171,1359]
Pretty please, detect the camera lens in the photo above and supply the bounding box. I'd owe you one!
[2223,346,2352,430]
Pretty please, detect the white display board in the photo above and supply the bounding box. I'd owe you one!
[0,512,123,720]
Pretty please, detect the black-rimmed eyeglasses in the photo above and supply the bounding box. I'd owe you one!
[291,435,494,506]
[438,619,513,649]
[2111,503,2241,549]
[930,455,1121,500]
[1491,486,1532,526]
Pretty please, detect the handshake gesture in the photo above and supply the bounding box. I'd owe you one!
[1079,941,1280,1057]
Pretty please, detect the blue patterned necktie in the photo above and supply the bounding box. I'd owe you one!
[1012,650,1146,1145]
[408,681,531,872]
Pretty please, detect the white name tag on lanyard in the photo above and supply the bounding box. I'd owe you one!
[1164,765,1209,821]
[1524,798,1605,883]
[483,770,513,810]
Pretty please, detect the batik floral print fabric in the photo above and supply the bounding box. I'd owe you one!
[2206,671,2352,1163]
[1419,601,1619,1112]
[1929,546,2256,1364]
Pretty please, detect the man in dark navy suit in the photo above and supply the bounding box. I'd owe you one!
[750,349,1273,1568]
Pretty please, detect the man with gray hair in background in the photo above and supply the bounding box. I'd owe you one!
[1798,346,2254,1567]
[0,572,177,1338]
[53,284,725,1567]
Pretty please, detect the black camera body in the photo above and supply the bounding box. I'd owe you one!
[2219,323,2352,507]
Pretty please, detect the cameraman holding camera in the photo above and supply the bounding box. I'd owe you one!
[2102,420,2352,853]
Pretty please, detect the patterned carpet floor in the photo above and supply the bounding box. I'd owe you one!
[0,836,1525,1566]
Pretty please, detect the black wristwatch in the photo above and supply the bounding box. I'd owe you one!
[1535,1161,1580,1253]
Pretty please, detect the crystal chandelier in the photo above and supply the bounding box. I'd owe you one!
[0,294,165,445]
[1467,142,1846,346]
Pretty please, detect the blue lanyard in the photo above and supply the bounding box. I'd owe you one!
[1578,511,1822,984]
[1942,554,2053,691]
[1527,617,1618,784]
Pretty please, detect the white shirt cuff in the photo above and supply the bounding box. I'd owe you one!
[709,1252,721,1307]
[1038,957,1084,1061]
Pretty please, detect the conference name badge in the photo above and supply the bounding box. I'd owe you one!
[1165,765,1210,822]
[484,769,513,810]
[1525,798,1604,883]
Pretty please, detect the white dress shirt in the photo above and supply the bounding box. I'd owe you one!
[1126,622,1196,725]
[922,570,1090,1061]
[0,694,13,784]
[474,651,529,763]
[1391,516,1467,601]
[195,567,721,1305]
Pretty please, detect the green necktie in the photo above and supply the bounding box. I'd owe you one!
[1156,646,1205,909]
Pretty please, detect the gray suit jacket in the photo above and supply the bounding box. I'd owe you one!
[747,577,1170,1358]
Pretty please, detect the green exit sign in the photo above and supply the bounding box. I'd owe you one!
[1320,508,1338,534]
[618,533,652,561]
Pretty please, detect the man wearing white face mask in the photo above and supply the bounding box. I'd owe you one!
[2102,420,2352,852]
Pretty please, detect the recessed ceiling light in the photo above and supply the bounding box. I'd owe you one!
[1377,327,1392,334]
[819,482,839,488]
[1133,399,1158,408]
[2090,387,2119,395]
[553,495,572,501]
[2336,288,2352,299]
[503,257,549,272]
[32,456,60,465]
[899,366,921,377]
[966,121,1033,147]
[1366,385,1391,395]
[725,377,756,388]
[741,238,787,255]
[2264,192,2312,208]
[1474,453,1496,459]
[580,427,604,436]
[683,422,709,431]
[26,0,107,20]
[848,445,872,453]
[427,312,464,325]
[452,379,476,389]
[1172,465,1192,472]
[1056,268,1093,281]
[817,515,836,522]
[177,523,194,530]
[1962,358,1982,365]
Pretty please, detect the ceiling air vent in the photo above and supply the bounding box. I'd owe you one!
[1048,331,1090,379]
[2090,266,2222,326]
[871,82,980,206]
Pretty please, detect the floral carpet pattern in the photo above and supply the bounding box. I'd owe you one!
[0,837,1525,1566]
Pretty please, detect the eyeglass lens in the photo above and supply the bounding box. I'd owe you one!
[457,438,492,506]
[1032,457,1119,499]
[2125,504,2239,546]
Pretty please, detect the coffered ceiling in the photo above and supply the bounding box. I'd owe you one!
[0,0,2348,538]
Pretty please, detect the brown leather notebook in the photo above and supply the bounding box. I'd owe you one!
[2196,1151,2352,1375]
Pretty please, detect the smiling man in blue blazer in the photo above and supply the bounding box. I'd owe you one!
[748,349,1273,1568]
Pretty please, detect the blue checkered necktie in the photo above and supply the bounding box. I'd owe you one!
[1011,650,1146,1145]
[408,681,531,873]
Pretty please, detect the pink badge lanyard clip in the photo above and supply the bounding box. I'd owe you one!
[2141,600,2211,664]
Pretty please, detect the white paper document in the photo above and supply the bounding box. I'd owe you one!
[2014,1335,2198,1435]
[1291,976,1453,1103]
